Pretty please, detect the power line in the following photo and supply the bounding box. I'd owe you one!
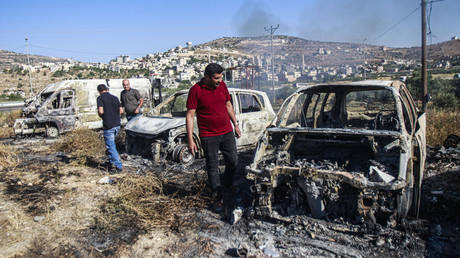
[369,6,421,44]
[4,45,26,53]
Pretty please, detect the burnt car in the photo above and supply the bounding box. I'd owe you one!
[247,80,426,225]
[125,88,276,164]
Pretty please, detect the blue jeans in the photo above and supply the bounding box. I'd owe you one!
[103,126,122,169]
[126,112,142,121]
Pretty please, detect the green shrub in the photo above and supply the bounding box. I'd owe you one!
[432,92,457,109]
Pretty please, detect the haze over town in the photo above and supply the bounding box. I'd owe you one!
[1,0,459,63]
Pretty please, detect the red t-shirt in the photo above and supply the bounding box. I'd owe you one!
[186,80,233,137]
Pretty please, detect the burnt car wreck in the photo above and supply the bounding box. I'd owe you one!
[247,80,426,226]
[13,79,152,138]
[125,88,275,164]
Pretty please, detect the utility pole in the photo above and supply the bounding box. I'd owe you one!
[25,37,33,96]
[421,0,428,112]
[265,24,279,103]
[362,38,367,80]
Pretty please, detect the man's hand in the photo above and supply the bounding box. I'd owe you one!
[98,106,104,117]
[234,124,241,138]
[186,109,197,155]
[188,139,198,156]
[135,107,140,114]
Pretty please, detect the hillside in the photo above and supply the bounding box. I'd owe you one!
[0,50,72,70]
[393,39,460,60]
[2,36,460,71]
[200,35,460,67]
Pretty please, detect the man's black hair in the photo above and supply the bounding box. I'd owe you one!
[204,63,224,77]
[97,84,108,92]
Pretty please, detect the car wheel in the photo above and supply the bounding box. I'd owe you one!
[46,126,59,138]
[172,144,194,165]
[397,158,414,220]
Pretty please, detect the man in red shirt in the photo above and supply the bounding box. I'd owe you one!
[186,63,241,213]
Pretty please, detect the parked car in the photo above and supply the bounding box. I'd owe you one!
[125,88,276,164]
[246,80,426,225]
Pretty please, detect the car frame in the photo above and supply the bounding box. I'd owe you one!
[246,80,426,225]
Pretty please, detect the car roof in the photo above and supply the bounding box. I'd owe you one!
[296,80,404,92]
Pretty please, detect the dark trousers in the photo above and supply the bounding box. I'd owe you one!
[200,131,238,193]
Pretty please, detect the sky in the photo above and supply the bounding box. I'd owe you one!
[1,0,459,63]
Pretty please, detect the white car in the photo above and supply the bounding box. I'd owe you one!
[125,88,276,164]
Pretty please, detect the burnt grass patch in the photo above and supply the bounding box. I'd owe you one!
[0,164,66,216]
[23,238,86,258]
[86,170,210,252]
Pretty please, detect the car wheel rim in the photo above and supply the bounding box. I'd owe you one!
[47,127,58,138]
[173,144,194,165]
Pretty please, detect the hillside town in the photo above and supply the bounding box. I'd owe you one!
[2,36,459,99]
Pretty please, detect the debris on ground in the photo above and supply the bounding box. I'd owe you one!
[0,135,458,257]
[97,176,115,184]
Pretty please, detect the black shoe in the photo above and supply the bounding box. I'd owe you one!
[101,161,112,169]
[111,166,123,173]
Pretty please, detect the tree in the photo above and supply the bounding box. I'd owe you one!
[177,80,191,90]
[407,70,459,109]
[52,70,64,77]
[432,92,456,109]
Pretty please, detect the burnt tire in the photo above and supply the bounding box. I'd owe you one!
[172,144,194,165]
[46,126,59,138]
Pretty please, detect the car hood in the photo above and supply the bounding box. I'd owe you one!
[125,115,185,135]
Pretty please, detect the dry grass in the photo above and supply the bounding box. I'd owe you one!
[0,110,21,127]
[52,129,105,165]
[0,143,19,170]
[98,174,207,233]
[426,109,460,146]
[0,110,21,138]
[0,127,14,138]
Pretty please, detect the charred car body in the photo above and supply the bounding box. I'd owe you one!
[247,80,426,226]
[13,79,152,137]
[125,88,276,164]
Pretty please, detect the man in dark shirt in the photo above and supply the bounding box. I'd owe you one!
[97,84,123,171]
[120,79,144,121]
[186,63,241,221]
